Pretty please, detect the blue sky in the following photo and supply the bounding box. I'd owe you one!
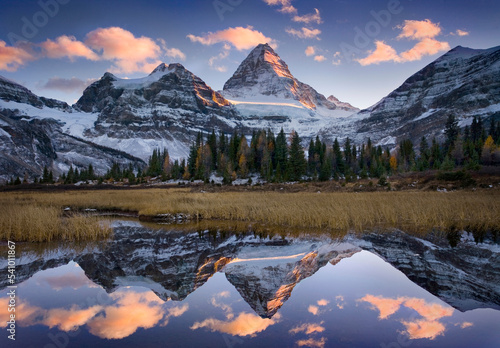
[0,0,499,109]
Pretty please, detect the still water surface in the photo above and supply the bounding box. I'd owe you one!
[1,221,499,347]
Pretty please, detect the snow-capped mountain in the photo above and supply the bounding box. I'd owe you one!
[321,45,500,146]
[1,44,499,181]
[76,63,241,160]
[0,75,70,111]
[327,95,359,112]
[222,43,357,138]
[0,78,144,182]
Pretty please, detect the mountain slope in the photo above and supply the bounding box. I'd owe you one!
[76,63,241,160]
[222,44,357,138]
[321,45,500,146]
[0,78,144,182]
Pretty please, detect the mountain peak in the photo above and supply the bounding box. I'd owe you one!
[150,63,168,74]
[327,95,359,112]
[223,43,340,111]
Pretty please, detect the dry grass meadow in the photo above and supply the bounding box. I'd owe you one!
[1,188,498,242]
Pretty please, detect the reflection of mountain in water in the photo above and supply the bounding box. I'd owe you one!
[224,243,359,317]
[1,222,499,317]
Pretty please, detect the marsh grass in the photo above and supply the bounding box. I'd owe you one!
[0,203,111,242]
[0,188,498,241]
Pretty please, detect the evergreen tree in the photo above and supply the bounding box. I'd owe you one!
[444,114,459,153]
[275,128,288,179]
[208,130,218,170]
[333,138,345,175]
[287,131,307,181]
[418,136,430,170]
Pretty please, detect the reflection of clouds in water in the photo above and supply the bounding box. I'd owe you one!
[359,294,455,340]
[308,305,319,315]
[403,297,453,321]
[41,273,96,290]
[45,305,103,331]
[335,296,345,310]
[359,295,405,319]
[401,319,446,340]
[289,322,325,335]
[296,337,327,348]
[457,321,474,329]
[191,312,280,337]
[308,299,329,315]
[87,290,165,339]
[0,288,190,340]
[210,291,234,320]
[0,298,44,328]
[34,261,98,290]
[316,299,329,306]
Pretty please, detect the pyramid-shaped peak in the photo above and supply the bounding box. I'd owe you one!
[150,63,168,74]
[254,43,274,52]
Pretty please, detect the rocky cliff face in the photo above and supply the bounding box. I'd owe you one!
[327,95,359,112]
[76,63,241,159]
[223,44,339,110]
[224,242,360,317]
[0,78,144,182]
[3,223,498,318]
[355,231,500,311]
[0,76,70,111]
[321,45,500,146]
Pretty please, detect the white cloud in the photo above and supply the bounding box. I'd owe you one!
[286,27,321,40]
[305,46,315,56]
[314,55,326,62]
[456,29,469,36]
[262,0,297,14]
[293,8,322,25]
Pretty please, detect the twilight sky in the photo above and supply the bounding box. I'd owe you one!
[0,0,499,109]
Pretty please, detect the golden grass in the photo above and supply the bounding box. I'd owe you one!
[1,188,498,241]
[0,203,111,242]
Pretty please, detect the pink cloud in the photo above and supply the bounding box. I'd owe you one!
[356,41,400,66]
[399,38,450,62]
[289,322,325,335]
[40,35,99,61]
[314,55,326,62]
[305,46,315,56]
[357,19,450,66]
[359,294,405,319]
[0,40,35,72]
[397,19,442,40]
[286,27,321,40]
[87,290,166,339]
[293,8,322,24]
[317,299,329,306]
[187,26,276,51]
[308,305,319,315]
[402,298,453,321]
[85,27,162,74]
[44,305,103,332]
[297,337,327,348]
[191,312,280,337]
[263,0,297,14]
[401,319,446,340]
